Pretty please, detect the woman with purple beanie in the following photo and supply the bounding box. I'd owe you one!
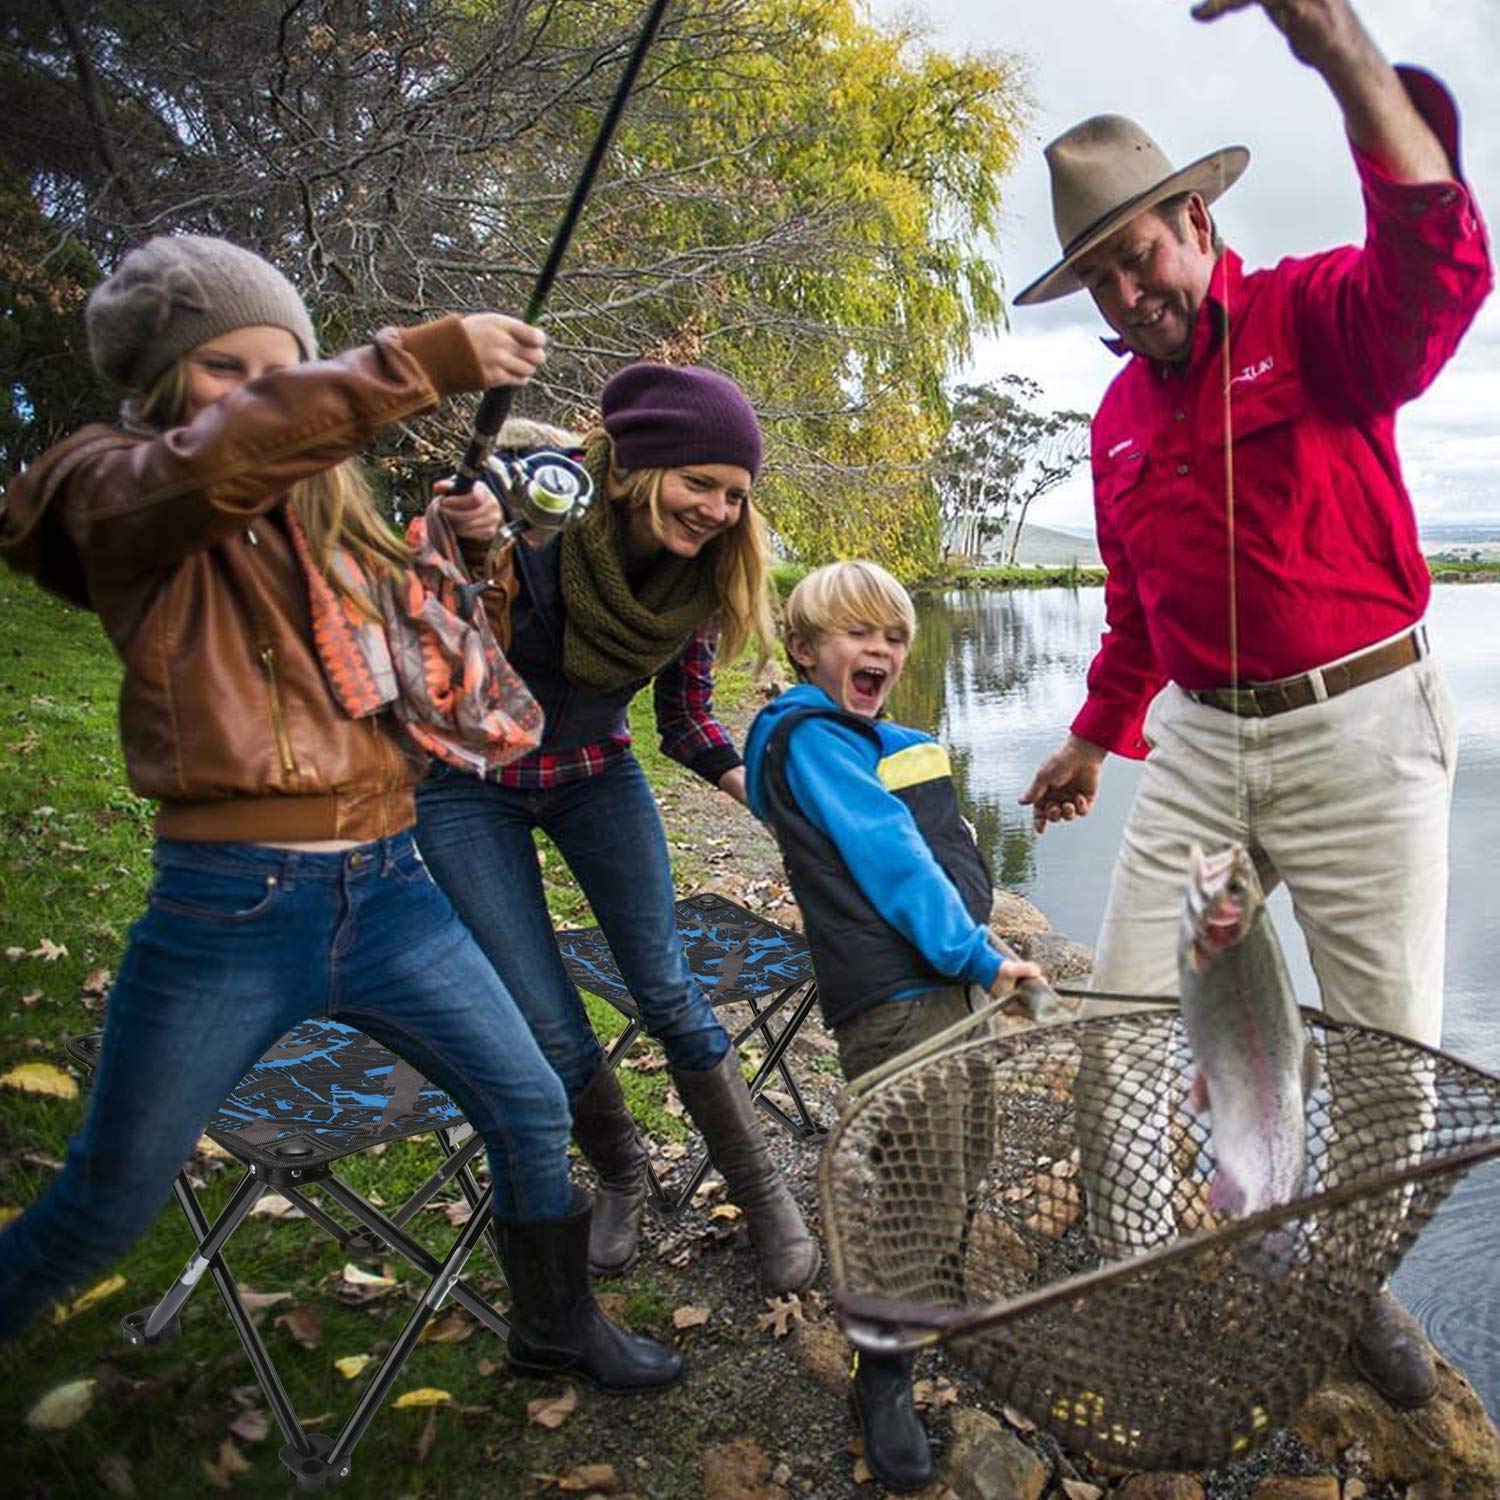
[415,363,820,1296]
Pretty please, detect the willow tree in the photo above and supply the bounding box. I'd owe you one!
[2,0,1027,573]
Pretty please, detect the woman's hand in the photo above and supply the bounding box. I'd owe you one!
[435,477,502,542]
[717,766,749,807]
[460,314,547,388]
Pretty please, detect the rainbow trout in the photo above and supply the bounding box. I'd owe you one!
[1178,844,1318,1219]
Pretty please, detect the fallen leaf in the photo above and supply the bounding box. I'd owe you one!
[229,1408,270,1444]
[442,1199,473,1226]
[201,1437,252,1490]
[1061,1482,1105,1500]
[756,1294,806,1339]
[1002,1404,1038,1433]
[476,1357,504,1376]
[672,1304,711,1330]
[527,1386,578,1430]
[594,1291,627,1321]
[239,1289,292,1313]
[33,938,68,962]
[556,1462,620,1491]
[340,1263,396,1288]
[26,1378,96,1431]
[4,947,25,961]
[1,1062,79,1100]
[81,968,112,998]
[418,1307,474,1344]
[334,1354,373,1380]
[392,1387,452,1409]
[19,990,43,1009]
[274,1304,322,1350]
[53,1273,127,1323]
[196,1135,233,1161]
[97,1453,137,1497]
[414,1409,439,1464]
[707,1204,742,1223]
[249,1193,302,1220]
[852,1456,873,1484]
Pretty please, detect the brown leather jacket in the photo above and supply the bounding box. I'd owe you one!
[0,317,485,842]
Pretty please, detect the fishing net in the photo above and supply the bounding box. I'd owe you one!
[820,1005,1500,1469]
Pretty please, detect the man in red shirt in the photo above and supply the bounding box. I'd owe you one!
[1015,0,1490,1409]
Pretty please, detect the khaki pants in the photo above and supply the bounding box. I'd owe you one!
[1080,659,1456,1255]
[836,987,996,1297]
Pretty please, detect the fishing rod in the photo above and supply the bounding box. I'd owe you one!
[450,0,674,528]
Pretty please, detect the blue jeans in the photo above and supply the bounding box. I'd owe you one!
[0,834,572,1341]
[414,755,729,1098]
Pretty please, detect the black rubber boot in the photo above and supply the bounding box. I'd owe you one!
[671,1049,821,1296]
[1351,1289,1438,1410]
[497,1189,683,1393]
[851,1351,933,1493]
[571,1067,649,1276]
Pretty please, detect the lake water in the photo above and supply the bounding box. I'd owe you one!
[888,583,1500,1415]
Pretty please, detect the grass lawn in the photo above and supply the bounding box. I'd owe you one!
[0,567,757,1498]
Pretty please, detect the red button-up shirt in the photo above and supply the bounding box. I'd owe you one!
[1073,68,1492,760]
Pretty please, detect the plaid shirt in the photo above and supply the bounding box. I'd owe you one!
[495,621,741,789]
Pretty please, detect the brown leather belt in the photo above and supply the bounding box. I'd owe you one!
[1185,627,1427,718]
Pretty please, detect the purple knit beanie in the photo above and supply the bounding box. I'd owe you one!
[601,363,763,480]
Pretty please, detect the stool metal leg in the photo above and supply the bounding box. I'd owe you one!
[317,1183,498,1488]
[124,1168,268,1343]
[742,984,826,1141]
[436,1127,504,1269]
[147,1171,325,1473]
[601,1016,645,1069]
[317,1175,509,1340]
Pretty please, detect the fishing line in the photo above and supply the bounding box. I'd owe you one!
[1219,254,1249,837]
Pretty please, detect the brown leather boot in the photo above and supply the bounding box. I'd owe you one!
[1351,1289,1438,1410]
[571,1067,649,1277]
[671,1049,820,1295]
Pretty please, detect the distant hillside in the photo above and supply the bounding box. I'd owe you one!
[1008,523,1102,567]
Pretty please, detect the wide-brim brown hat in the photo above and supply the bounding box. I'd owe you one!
[1014,115,1249,306]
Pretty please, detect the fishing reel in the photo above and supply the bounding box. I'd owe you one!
[483,448,594,541]
[453,448,594,623]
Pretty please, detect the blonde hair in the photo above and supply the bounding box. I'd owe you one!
[581,428,775,666]
[133,353,411,601]
[784,560,916,654]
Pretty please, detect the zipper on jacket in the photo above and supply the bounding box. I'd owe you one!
[260,646,298,775]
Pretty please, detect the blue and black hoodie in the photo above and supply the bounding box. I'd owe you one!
[743,683,999,1030]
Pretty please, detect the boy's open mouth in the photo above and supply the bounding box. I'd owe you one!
[850,667,887,701]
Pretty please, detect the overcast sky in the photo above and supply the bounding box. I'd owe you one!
[876,0,1499,531]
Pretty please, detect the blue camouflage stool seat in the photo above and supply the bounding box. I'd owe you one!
[556,890,827,1211]
[65,1020,505,1492]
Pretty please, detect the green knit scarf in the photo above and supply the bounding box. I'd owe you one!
[559,507,721,691]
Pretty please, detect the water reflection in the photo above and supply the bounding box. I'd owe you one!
[889,583,1500,1414]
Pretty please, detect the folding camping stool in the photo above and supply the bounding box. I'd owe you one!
[66,1020,506,1492]
[556,890,826,1212]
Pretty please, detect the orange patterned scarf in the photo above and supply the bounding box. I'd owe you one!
[287,501,542,775]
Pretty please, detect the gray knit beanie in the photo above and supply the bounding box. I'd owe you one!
[86,235,318,394]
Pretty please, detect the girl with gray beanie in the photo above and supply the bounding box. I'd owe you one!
[414,363,821,1297]
[0,236,682,1401]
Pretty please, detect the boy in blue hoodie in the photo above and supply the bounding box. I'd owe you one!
[744,559,1040,1492]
